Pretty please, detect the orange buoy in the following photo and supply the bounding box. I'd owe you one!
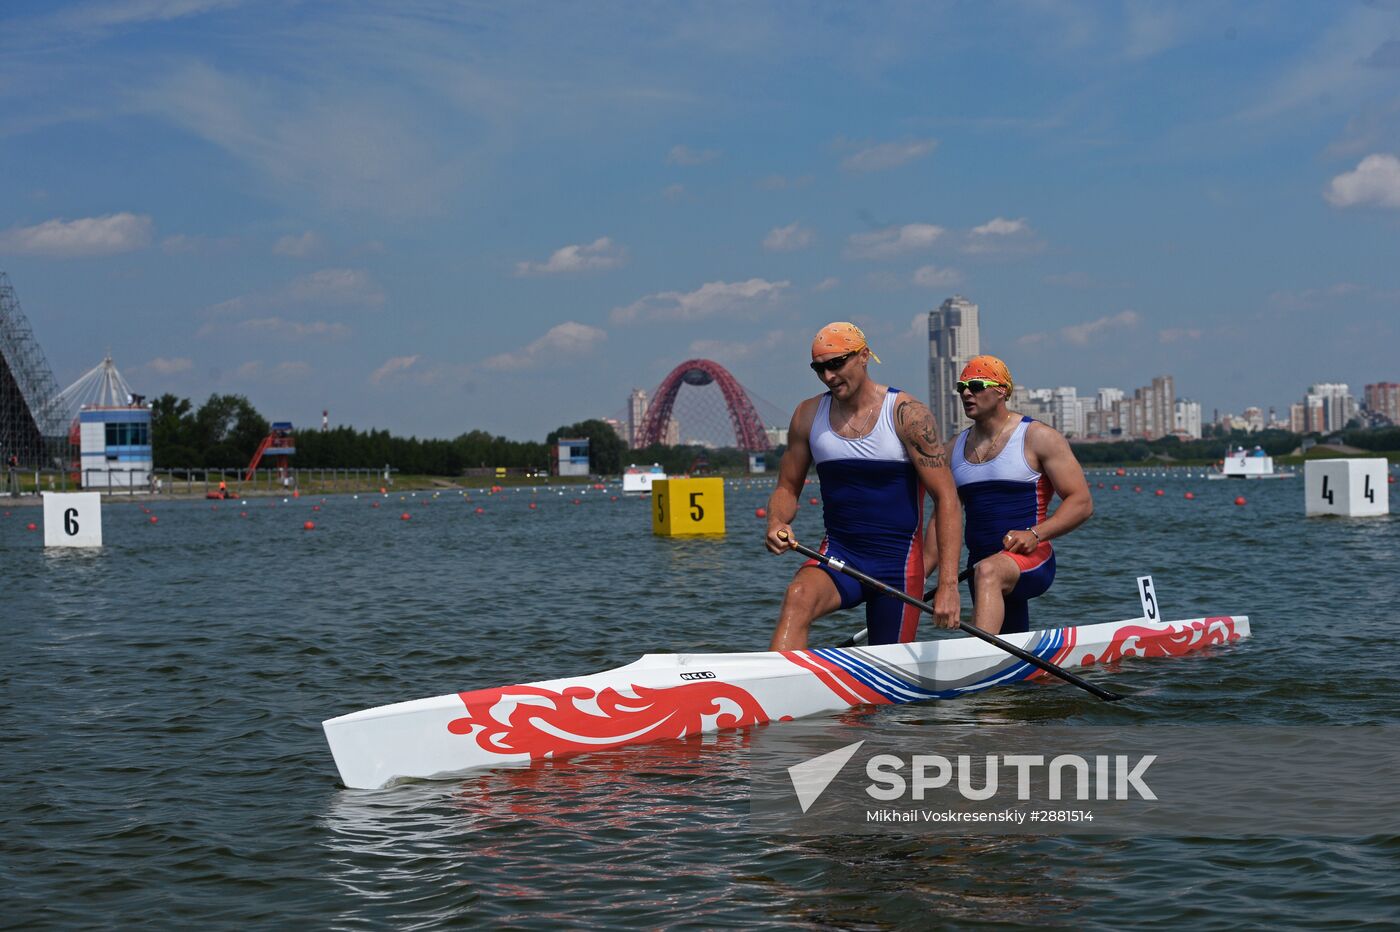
[371,501,380,508]
[610,495,618,502]
[476,507,486,514]
[26,522,37,531]
[303,521,315,530]
[1234,496,1246,507]
[1155,489,1165,496]
[1116,468,1126,476]
[755,507,767,518]
[1111,485,1120,491]
[400,512,411,521]
[240,511,248,517]
[149,516,158,524]
[528,502,537,510]
[1184,492,1195,500]
[312,505,320,512]
[572,499,581,505]
[809,497,819,505]
[1133,486,1142,493]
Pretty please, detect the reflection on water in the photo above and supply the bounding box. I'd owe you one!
[3,474,1398,926]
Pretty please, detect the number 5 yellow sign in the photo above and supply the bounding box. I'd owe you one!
[651,477,726,536]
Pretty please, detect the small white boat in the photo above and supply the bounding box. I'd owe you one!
[1207,447,1293,480]
[323,614,1250,789]
[621,463,666,493]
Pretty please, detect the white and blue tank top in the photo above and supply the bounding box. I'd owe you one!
[951,416,1053,561]
[810,388,922,562]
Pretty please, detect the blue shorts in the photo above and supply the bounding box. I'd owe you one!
[805,535,923,645]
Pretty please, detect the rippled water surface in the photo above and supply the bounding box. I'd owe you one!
[4,470,1399,928]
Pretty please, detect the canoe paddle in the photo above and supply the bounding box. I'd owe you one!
[835,566,975,647]
[778,531,1124,702]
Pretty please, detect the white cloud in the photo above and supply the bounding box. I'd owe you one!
[688,329,786,361]
[286,268,384,305]
[971,217,1028,237]
[483,321,607,370]
[610,278,790,323]
[964,216,1042,254]
[912,264,962,287]
[515,237,627,275]
[232,317,352,340]
[840,139,937,172]
[845,223,944,259]
[1158,328,1202,344]
[273,231,325,257]
[1018,310,1141,347]
[757,174,814,190]
[1325,154,1400,208]
[812,277,840,292]
[906,312,928,341]
[161,234,200,254]
[370,355,421,385]
[142,356,193,375]
[0,213,152,257]
[763,222,814,253]
[235,360,310,382]
[667,145,721,165]
[44,0,243,32]
[662,184,687,200]
[207,268,385,318]
[136,62,453,217]
[1062,310,1141,344]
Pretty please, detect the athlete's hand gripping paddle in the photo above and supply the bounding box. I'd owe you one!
[778,531,1124,702]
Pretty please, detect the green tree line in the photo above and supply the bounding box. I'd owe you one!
[148,396,771,475]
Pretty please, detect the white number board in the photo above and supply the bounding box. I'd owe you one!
[42,492,103,548]
[1137,575,1160,623]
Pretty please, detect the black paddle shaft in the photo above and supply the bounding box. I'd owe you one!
[782,535,1124,702]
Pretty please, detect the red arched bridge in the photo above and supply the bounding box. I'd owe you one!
[636,359,771,452]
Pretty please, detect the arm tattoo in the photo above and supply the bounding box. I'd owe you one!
[898,399,948,468]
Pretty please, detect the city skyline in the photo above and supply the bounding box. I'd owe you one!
[3,3,1399,441]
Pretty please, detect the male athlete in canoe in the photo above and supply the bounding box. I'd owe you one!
[765,322,963,649]
[932,354,1093,635]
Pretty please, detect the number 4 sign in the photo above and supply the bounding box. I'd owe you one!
[42,492,103,548]
[1136,575,1160,623]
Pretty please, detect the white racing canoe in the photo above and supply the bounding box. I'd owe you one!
[324,614,1250,790]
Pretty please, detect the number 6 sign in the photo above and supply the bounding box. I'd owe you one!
[42,492,103,548]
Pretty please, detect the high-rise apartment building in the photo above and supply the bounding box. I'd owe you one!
[927,295,980,440]
[1364,382,1400,424]
[1052,387,1082,437]
[1305,383,1355,433]
[627,388,648,449]
[1175,400,1202,439]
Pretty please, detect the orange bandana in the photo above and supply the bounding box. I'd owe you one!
[960,355,1013,391]
[811,321,881,363]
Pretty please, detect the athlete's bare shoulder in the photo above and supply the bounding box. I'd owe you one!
[892,393,949,469]
[788,394,825,439]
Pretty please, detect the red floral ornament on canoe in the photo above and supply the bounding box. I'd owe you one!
[1080,616,1240,666]
[447,682,770,760]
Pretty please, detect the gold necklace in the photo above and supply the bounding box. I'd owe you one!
[968,413,1016,463]
[835,396,879,438]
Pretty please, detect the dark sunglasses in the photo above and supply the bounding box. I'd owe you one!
[955,379,1004,394]
[810,351,858,374]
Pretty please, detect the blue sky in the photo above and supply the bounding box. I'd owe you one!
[2,1,1399,440]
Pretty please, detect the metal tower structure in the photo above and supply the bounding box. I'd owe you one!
[0,273,68,468]
[635,359,772,452]
[52,354,137,412]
